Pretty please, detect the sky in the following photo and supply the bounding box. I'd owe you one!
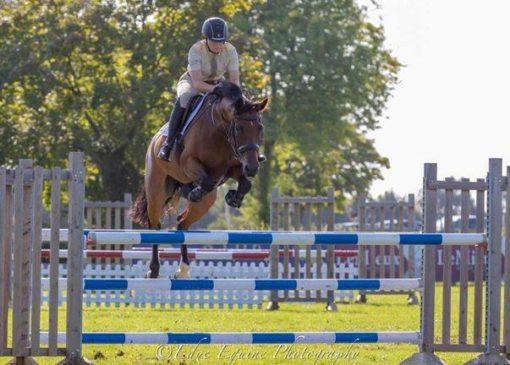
[362,0,510,198]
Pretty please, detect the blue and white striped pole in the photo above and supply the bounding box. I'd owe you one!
[87,230,486,247]
[40,331,420,345]
[41,278,422,292]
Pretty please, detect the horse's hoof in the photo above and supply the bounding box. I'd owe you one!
[225,190,242,208]
[174,263,191,279]
[146,270,159,279]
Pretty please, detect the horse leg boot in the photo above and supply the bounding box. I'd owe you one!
[188,174,216,202]
[174,244,191,278]
[174,209,192,279]
[147,244,160,279]
[225,175,252,208]
[158,98,186,161]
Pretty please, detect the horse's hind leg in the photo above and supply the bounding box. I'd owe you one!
[146,184,168,279]
[174,188,218,278]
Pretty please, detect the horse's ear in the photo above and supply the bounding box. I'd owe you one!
[255,98,269,112]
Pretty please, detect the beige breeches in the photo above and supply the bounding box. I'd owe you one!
[176,73,200,108]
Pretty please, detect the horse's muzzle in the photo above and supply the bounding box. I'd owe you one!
[238,144,260,177]
[244,163,259,177]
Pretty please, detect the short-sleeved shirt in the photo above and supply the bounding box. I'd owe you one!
[187,40,239,81]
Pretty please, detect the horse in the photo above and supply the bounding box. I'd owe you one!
[131,81,268,278]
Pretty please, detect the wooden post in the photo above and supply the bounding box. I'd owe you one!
[304,203,312,301]
[326,187,336,311]
[407,194,419,305]
[408,194,416,278]
[61,152,90,365]
[473,178,485,345]
[356,194,367,303]
[442,178,453,345]
[465,158,507,364]
[458,179,470,344]
[484,159,504,359]
[462,158,508,364]
[504,167,510,359]
[316,205,323,301]
[402,163,443,365]
[49,168,62,355]
[0,167,9,355]
[12,160,34,362]
[30,167,44,354]
[421,163,439,355]
[266,187,280,310]
[282,202,290,301]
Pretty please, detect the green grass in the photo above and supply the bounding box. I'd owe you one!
[0,286,493,364]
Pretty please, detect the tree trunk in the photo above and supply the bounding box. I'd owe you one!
[95,149,139,201]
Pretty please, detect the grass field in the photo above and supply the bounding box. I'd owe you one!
[0,285,493,364]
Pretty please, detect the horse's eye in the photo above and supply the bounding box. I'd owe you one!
[236,125,243,133]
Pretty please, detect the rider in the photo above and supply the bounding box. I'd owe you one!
[158,17,265,162]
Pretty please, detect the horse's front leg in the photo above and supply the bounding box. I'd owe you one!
[225,174,252,208]
[181,157,216,202]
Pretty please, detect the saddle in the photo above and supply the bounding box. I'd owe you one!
[158,93,213,143]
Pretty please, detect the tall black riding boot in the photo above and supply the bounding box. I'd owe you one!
[158,99,186,161]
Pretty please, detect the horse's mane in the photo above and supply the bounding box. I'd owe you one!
[214,81,258,115]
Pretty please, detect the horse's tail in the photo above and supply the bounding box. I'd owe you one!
[130,187,149,228]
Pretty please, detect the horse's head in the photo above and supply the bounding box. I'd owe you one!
[215,83,268,177]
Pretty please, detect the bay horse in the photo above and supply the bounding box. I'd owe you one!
[131,82,267,278]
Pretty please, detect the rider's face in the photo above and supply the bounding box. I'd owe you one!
[207,40,224,54]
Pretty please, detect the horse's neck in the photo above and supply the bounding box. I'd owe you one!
[187,112,232,157]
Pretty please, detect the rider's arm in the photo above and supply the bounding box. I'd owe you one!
[190,70,217,93]
[228,70,240,87]
[227,45,240,87]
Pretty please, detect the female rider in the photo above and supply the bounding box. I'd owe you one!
[159,17,247,161]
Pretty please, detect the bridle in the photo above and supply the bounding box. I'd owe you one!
[210,99,261,160]
[226,115,261,159]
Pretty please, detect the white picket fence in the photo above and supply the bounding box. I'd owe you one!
[41,259,357,308]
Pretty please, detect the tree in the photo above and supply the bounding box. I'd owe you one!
[235,0,399,224]
[0,0,263,199]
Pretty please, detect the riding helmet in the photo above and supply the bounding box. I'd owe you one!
[202,17,228,42]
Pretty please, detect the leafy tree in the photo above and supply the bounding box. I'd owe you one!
[0,0,263,199]
[235,0,399,224]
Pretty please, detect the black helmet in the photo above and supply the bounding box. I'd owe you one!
[202,17,228,42]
